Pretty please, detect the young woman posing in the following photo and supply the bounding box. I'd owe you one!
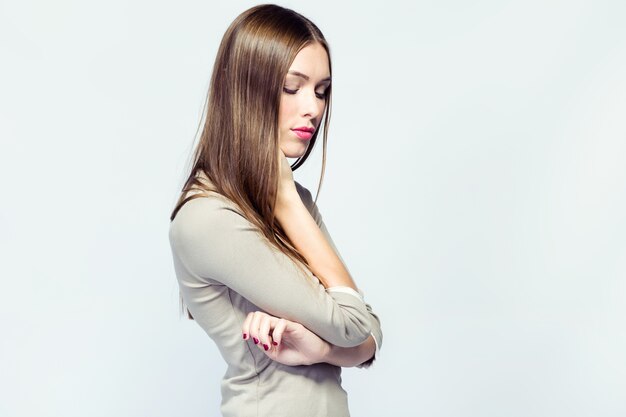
[169,4,382,416]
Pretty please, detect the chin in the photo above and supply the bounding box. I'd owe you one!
[281,143,308,158]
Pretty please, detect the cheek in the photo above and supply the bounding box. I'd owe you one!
[318,101,326,115]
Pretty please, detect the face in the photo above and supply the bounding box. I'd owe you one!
[278,42,331,158]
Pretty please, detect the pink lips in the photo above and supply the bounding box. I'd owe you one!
[292,126,314,140]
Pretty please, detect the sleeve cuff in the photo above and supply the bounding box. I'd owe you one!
[325,286,364,302]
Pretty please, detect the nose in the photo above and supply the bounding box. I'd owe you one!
[300,88,321,120]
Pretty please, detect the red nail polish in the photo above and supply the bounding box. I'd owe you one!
[272,341,278,346]
[242,333,247,340]
[253,337,259,344]
[263,344,269,351]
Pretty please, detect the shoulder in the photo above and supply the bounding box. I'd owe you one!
[170,181,313,246]
[169,193,244,246]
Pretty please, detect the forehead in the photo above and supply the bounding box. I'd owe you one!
[287,43,330,81]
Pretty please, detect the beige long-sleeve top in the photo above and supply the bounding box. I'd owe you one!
[168,178,382,417]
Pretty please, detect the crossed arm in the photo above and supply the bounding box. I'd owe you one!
[246,181,380,368]
[242,310,377,367]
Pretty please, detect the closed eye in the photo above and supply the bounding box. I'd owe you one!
[283,87,328,100]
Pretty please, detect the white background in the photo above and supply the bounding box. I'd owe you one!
[1,1,625,416]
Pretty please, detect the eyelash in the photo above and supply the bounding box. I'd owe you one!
[283,87,327,99]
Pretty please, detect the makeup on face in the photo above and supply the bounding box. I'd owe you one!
[277,42,330,156]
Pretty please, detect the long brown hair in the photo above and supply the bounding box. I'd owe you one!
[170,4,333,319]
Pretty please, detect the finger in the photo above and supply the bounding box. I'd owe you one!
[271,318,288,347]
[249,311,263,345]
[241,312,254,341]
[258,314,272,352]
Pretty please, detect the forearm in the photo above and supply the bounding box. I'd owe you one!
[319,334,376,367]
[275,192,358,291]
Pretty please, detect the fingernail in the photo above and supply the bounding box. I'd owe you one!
[242,333,247,340]
[253,337,259,344]
[263,344,269,351]
[272,341,278,346]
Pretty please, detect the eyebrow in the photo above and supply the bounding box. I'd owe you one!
[287,70,331,83]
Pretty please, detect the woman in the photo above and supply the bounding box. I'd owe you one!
[168,4,382,416]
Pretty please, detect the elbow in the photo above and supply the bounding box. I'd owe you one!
[331,320,372,348]
[324,303,372,347]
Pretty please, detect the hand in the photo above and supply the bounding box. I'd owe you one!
[242,311,330,366]
[276,148,298,208]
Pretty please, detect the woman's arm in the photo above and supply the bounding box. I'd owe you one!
[274,193,358,291]
[298,183,384,368]
[274,152,358,291]
[245,310,377,368]
[240,181,383,367]
[323,335,377,367]
[271,152,382,367]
